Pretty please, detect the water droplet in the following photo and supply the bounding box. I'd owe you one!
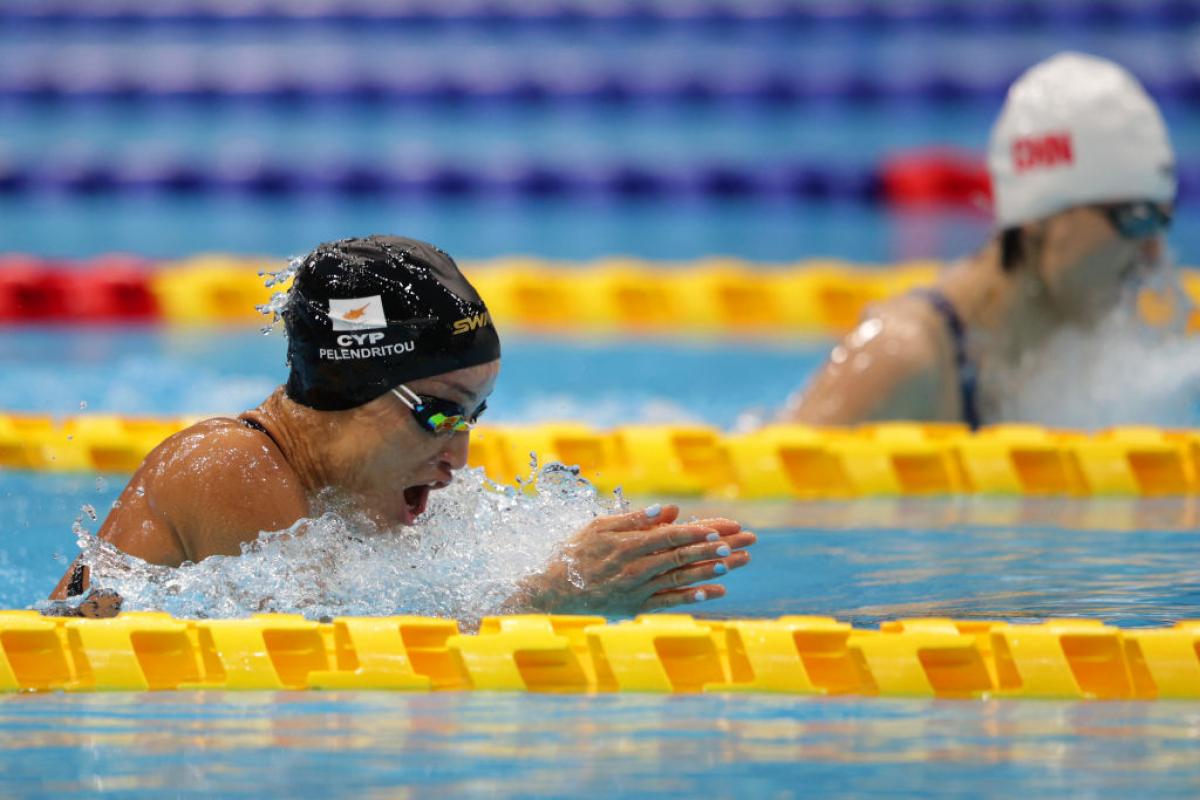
[95,476,108,492]
[79,400,88,410]
[848,317,884,347]
[255,255,304,334]
[82,504,97,522]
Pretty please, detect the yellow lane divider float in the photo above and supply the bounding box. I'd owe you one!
[2,415,1200,497]
[152,255,1200,334]
[1,612,1197,698]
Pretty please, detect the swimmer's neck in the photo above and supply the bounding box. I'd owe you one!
[937,238,1060,361]
[241,387,339,498]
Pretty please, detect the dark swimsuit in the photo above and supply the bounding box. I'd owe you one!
[915,288,981,430]
[66,416,277,598]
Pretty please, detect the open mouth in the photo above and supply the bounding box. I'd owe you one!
[402,484,432,524]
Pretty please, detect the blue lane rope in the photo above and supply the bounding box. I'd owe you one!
[0,157,887,202]
[0,72,1003,108]
[1,1,1196,30]
[1,70,1197,108]
[0,155,1195,203]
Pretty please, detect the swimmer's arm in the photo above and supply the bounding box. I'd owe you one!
[782,315,941,425]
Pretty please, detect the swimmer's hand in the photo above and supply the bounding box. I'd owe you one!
[40,589,123,619]
[509,504,754,615]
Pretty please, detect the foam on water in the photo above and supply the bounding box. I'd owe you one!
[64,464,622,623]
[988,293,1200,428]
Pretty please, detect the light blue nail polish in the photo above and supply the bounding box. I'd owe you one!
[716,545,731,557]
[705,531,720,542]
[644,503,662,519]
[713,562,728,575]
[692,590,706,603]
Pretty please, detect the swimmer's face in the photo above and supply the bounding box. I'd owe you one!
[337,360,500,527]
[1033,203,1170,324]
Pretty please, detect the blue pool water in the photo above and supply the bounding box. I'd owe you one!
[3,693,1200,798]
[0,329,823,422]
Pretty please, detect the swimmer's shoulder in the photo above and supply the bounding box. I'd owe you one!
[851,294,948,375]
[140,417,290,485]
[785,295,947,424]
[136,416,309,560]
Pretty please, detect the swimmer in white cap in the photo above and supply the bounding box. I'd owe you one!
[784,52,1176,427]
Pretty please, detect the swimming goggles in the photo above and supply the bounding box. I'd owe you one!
[391,385,487,435]
[1103,201,1173,240]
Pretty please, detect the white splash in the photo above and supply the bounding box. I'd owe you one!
[987,297,1200,428]
[67,464,622,622]
[256,255,304,335]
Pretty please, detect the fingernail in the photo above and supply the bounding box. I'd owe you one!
[692,590,706,603]
[644,504,662,519]
[716,545,731,557]
[705,531,720,542]
[713,562,728,575]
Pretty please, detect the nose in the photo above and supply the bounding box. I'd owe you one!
[439,430,471,472]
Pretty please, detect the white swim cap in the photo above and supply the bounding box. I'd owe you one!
[988,52,1176,228]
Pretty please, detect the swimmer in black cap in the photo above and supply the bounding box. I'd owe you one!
[51,235,754,617]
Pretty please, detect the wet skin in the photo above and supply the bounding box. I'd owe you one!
[784,204,1170,426]
[51,360,754,617]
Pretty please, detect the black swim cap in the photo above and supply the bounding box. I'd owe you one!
[283,235,500,411]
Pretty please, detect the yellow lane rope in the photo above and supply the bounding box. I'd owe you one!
[149,256,1200,334]
[1,612,1196,698]
[2,416,1199,497]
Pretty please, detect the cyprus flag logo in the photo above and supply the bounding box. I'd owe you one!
[329,296,387,331]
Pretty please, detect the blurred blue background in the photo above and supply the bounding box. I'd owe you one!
[1,0,1198,263]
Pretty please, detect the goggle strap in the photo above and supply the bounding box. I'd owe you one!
[391,384,423,410]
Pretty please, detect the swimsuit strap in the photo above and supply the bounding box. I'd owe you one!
[239,417,268,435]
[914,288,981,430]
[239,415,288,456]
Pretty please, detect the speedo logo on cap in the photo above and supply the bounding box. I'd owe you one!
[329,296,387,331]
[1012,132,1074,173]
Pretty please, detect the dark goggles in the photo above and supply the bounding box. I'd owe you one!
[1103,201,1173,240]
[392,385,486,435]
